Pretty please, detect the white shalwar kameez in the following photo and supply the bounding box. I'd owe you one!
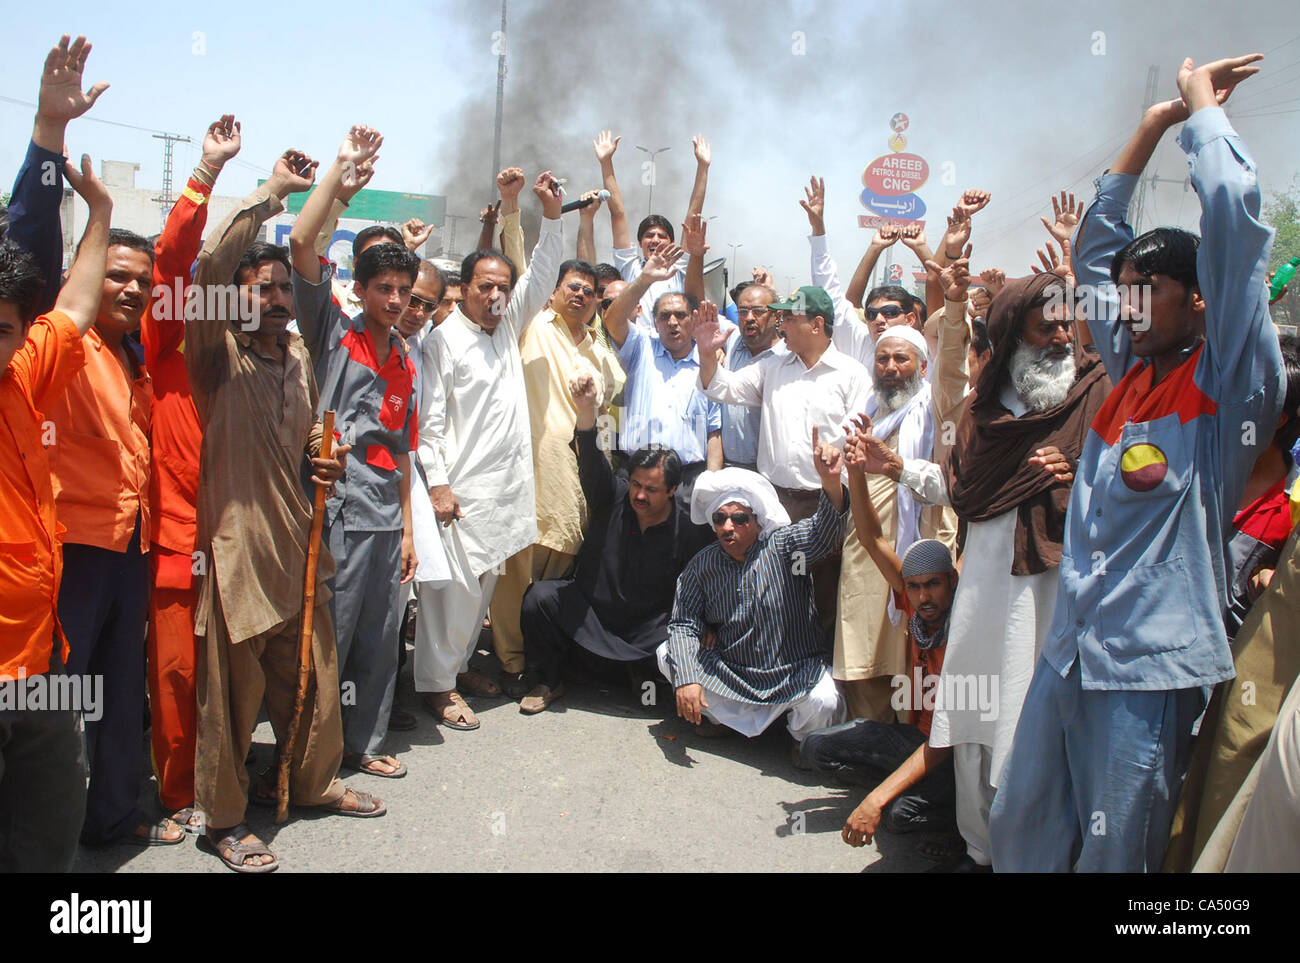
[927,509,1059,865]
[413,218,563,692]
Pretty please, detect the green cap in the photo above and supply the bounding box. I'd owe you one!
[769,285,835,325]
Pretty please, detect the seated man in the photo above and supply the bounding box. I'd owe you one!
[519,373,712,713]
[803,426,962,857]
[657,435,846,749]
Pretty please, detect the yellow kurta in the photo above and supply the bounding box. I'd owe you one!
[519,308,623,556]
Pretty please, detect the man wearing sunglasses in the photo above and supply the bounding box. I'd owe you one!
[657,435,847,753]
[862,286,921,342]
[488,260,624,699]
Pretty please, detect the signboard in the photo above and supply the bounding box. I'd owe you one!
[261,182,447,226]
[860,188,926,220]
[862,153,930,196]
[858,215,927,231]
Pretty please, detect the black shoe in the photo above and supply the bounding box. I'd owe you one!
[388,706,417,731]
[500,672,530,700]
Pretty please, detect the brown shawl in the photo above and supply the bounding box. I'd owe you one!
[943,272,1111,575]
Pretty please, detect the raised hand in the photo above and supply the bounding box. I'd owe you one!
[338,125,382,172]
[37,35,109,126]
[339,159,374,198]
[533,170,563,219]
[1177,53,1264,112]
[752,266,775,287]
[958,189,991,217]
[692,134,712,167]
[1028,445,1074,484]
[941,206,972,257]
[799,175,826,234]
[693,299,727,354]
[201,114,241,170]
[268,149,318,196]
[811,425,844,482]
[1040,190,1082,246]
[845,413,901,476]
[402,218,434,251]
[497,166,525,200]
[1030,238,1075,287]
[569,372,599,412]
[970,286,991,318]
[899,223,928,253]
[681,213,709,259]
[577,189,604,220]
[594,130,621,165]
[923,245,973,301]
[479,201,501,227]
[62,151,111,213]
[643,243,684,282]
[979,267,1006,297]
[872,224,901,249]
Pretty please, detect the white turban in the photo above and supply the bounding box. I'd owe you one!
[690,467,791,537]
[876,324,929,361]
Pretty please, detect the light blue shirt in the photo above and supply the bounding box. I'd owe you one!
[1046,106,1284,691]
[721,328,785,466]
[616,324,721,463]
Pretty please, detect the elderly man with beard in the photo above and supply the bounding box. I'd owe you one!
[990,55,1284,872]
[486,258,624,701]
[861,257,1112,870]
[657,440,847,751]
[518,374,713,713]
[834,315,963,725]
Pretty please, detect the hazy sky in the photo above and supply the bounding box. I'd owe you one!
[2,1,1297,290]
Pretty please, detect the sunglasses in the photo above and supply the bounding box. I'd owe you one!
[565,281,596,298]
[711,511,753,527]
[407,294,438,313]
[865,304,906,321]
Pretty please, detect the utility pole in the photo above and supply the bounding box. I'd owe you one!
[491,0,507,205]
[634,145,670,215]
[443,214,470,258]
[727,242,743,282]
[1130,65,1160,234]
[151,132,191,231]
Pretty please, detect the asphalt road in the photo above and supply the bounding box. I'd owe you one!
[74,642,943,874]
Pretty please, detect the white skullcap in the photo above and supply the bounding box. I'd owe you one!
[690,467,791,537]
[876,323,929,361]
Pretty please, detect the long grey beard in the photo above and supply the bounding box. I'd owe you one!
[1010,341,1076,412]
[873,369,925,413]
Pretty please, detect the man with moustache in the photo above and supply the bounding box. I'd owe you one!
[715,282,787,471]
[415,170,564,727]
[602,246,723,511]
[518,374,712,713]
[658,444,847,749]
[189,147,384,873]
[291,125,420,778]
[487,259,624,701]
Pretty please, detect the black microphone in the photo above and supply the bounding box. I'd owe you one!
[560,189,610,214]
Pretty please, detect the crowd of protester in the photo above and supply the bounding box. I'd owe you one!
[1,35,1297,874]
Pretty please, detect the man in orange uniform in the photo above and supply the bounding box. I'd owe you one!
[0,39,114,871]
[141,114,243,832]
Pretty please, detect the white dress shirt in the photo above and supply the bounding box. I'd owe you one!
[418,217,563,577]
[700,341,872,490]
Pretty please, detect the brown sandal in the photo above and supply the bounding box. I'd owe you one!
[425,691,479,730]
[319,787,387,818]
[205,824,278,873]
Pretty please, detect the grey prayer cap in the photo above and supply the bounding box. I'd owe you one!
[900,539,955,578]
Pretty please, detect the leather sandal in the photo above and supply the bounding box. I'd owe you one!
[204,824,278,873]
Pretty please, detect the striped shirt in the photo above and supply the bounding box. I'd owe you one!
[666,489,845,704]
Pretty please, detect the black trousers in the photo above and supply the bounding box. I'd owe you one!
[60,516,149,844]
[523,580,661,688]
[802,718,957,834]
[0,653,86,871]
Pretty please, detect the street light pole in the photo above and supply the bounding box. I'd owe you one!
[727,242,743,284]
[634,145,670,216]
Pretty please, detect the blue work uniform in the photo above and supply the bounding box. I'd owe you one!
[989,106,1285,872]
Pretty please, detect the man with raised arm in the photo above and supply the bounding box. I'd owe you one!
[415,170,564,725]
[601,245,723,508]
[189,146,386,874]
[596,130,711,323]
[660,434,846,756]
[989,54,1285,872]
[290,125,420,779]
[0,140,111,870]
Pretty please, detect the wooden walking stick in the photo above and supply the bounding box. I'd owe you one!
[277,410,335,824]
